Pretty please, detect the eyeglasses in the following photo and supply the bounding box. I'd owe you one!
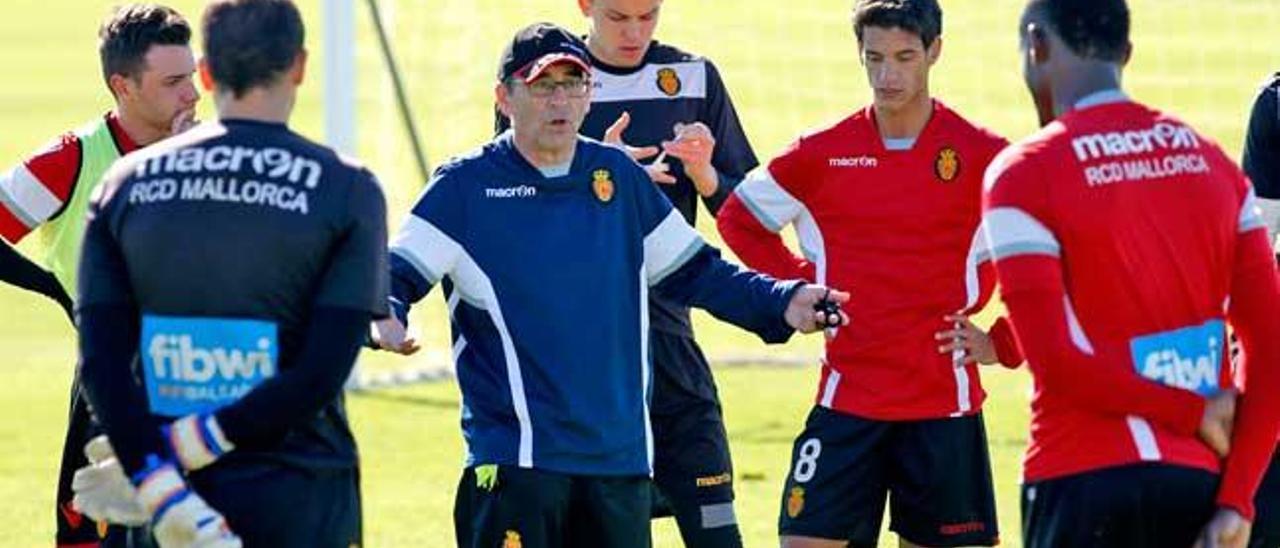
[525,77,591,98]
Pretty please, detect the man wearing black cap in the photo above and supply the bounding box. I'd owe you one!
[372,22,850,548]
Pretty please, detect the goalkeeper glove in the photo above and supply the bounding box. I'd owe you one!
[71,435,148,526]
[135,457,242,548]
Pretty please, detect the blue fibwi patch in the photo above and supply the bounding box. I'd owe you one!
[1129,319,1225,397]
[140,315,278,417]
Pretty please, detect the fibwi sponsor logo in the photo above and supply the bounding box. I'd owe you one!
[141,315,277,417]
[827,155,878,168]
[1129,319,1224,397]
[1070,122,1200,162]
[484,185,537,199]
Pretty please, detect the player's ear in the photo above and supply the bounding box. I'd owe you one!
[577,0,592,17]
[1120,40,1133,67]
[291,48,309,86]
[927,36,942,66]
[495,81,514,118]
[1025,22,1050,67]
[197,58,215,92]
[107,73,132,101]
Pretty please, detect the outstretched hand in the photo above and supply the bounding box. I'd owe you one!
[785,285,850,334]
[604,112,676,184]
[371,317,421,355]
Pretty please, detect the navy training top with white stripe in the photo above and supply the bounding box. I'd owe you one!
[78,119,389,474]
[389,131,796,476]
[498,40,759,338]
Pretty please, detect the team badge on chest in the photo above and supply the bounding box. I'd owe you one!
[656,67,682,97]
[935,146,960,182]
[592,169,614,203]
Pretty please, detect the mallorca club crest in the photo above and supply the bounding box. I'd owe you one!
[786,486,805,518]
[592,169,615,203]
[935,146,960,182]
[656,67,682,97]
[503,530,523,548]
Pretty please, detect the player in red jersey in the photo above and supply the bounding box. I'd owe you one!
[984,0,1280,546]
[716,1,1020,546]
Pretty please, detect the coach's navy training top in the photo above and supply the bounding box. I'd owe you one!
[79,119,388,472]
[389,132,796,476]
[499,40,759,338]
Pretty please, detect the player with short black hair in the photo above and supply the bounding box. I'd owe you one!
[201,0,305,98]
[73,0,387,545]
[852,0,941,51]
[985,0,1280,546]
[1029,0,1130,65]
[718,1,1020,547]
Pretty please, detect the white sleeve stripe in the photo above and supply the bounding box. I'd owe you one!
[390,215,460,285]
[1240,187,1267,234]
[983,207,1061,261]
[733,167,802,233]
[651,239,704,285]
[1064,296,1096,355]
[644,210,705,285]
[963,225,989,310]
[989,242,1062,260]
[0,164,62,228]
[390,246,442,284]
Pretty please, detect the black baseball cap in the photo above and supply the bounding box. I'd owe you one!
[497,22,592,84]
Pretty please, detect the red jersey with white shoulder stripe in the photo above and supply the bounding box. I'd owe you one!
[981,94,1279,508]
[0,112,138,242]
[717,100,1009,420]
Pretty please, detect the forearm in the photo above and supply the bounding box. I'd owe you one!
[214,307,369,449]
[389,253,434,323]
[700,171,741,216]
[1216,239,1280,518]
[0,241,72,316]
[998,256,1204,434]
[989,316,1024,368]
[78,304,166,476]
[654,244,799,343]
[716,194,813,281]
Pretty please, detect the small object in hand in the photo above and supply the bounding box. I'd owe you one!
[813,290,843,328]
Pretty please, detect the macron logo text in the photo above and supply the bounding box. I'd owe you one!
[485,185,538,199]
[1071,122,1200,162]
[828,156,878,168]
